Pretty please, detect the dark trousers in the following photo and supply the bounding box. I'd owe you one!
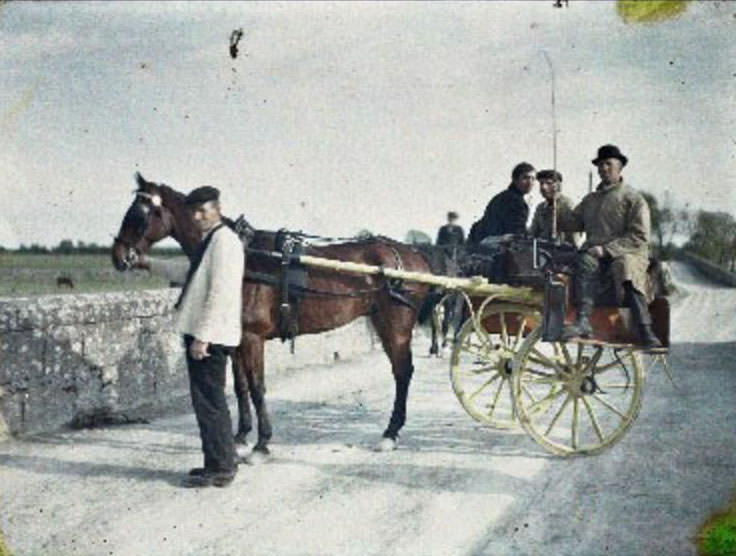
[183,335,236,473]
[576,252,652,326]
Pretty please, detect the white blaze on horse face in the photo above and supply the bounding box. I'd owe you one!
[136,191,162,207]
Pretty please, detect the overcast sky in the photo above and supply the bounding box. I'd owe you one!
[0,1,734,249]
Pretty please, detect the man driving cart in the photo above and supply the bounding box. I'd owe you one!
[560,144,662,348]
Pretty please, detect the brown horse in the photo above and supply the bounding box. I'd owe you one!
[112,173,438,458]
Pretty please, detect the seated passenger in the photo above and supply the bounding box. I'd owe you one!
[529,169,578,246]
[467,162,536,246]
[560,145,661,348]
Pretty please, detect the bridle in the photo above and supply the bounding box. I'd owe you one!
[114,191,163,270]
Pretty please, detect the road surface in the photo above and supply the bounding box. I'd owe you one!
[1,261,735,555]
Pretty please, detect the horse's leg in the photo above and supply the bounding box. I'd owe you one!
[441,297,452,348]
[241,332,273,463]
[232,346,253,447]
[429,313,439,356]
[371,306,416,451]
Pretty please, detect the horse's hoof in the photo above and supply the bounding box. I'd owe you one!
[235,442,251,462]
[234,432,250,445]
[245,448,271,466]
[375,437,397,452]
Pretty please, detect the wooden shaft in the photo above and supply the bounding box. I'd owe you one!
[298,254,543,303]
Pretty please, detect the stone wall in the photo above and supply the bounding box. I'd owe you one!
[678,251,736,287]
[0,290,376,440]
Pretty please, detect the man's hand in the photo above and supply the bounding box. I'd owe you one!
[587,245,605,258]
[189,339,211,361]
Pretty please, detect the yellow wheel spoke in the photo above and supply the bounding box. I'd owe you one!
[521,374,559,385]
[592,393,627,420]
[528,387,565,417]
[529,349,565,373]
[582,397,604,442]
[513,317,527,350]
[576,342,583,366]
[457,364,498,376]
[571,398,579,449]
[500,312,509,346]
[467,373,501,402]
[487,376,507,419]
[561,343,573,367]
[521,383,538,404]
[544,394,571,436]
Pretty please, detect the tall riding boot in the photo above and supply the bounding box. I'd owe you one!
[625,283,662,348]
[561,274,596,340]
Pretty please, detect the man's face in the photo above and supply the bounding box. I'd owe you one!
[597,158,623,184]
[190,201,221,233]
[539,179,560,202]
[514,171,537,195]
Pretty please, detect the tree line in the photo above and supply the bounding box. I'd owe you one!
[3,196,736,273]
[0,240,182,256]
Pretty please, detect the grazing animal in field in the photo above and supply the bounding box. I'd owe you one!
[56,275,74,289]
[112,173,441,458]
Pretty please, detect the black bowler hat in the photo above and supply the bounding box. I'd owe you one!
[592,144,628,167]
[447,211,459,220]
[185,186,220,206]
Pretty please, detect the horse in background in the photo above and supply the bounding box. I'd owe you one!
[112,173,442,458]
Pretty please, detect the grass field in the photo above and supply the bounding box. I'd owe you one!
[0,253,177,297]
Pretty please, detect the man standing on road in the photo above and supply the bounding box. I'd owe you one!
[138,186,245,487]
[529,169,578,245]
[467,162,536,245]
[561,145,661,347]
[436,211,465,255]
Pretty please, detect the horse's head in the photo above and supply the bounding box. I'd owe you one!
[111,172,179,271]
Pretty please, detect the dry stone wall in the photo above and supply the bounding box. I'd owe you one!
[0,290,376,440]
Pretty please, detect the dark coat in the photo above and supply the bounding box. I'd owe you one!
[436,224,465,247]
[468,184,529,244]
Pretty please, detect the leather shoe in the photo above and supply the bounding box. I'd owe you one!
[182,470,236,488]
[561,315,593,340]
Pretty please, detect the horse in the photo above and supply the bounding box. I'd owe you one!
[111,173,441,458]
[56,275,75,289]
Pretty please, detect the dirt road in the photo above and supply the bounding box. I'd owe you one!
[1,261,735,555]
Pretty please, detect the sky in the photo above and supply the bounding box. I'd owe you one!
[0,1,734,249]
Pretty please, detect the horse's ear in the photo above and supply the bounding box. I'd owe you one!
[134,172,146,189]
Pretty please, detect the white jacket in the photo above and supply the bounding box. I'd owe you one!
[149,225,244,347]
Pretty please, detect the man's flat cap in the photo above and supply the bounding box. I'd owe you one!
[536,169,563,182]
[185,186,220,206]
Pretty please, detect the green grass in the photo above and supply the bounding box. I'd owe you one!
[0,527,10,556]
[700,509,736,556]
[0,253,176,297]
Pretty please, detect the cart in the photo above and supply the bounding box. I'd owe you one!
[274,236,670,456]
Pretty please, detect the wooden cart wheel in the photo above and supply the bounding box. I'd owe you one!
[511,326,643,456]
[450,304,540,428]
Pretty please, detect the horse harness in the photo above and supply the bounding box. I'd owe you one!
[230,216,419,350]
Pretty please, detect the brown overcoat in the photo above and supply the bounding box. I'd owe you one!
[562,181,652,302]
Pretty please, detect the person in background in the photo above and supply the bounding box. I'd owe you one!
[436,211,465,257]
